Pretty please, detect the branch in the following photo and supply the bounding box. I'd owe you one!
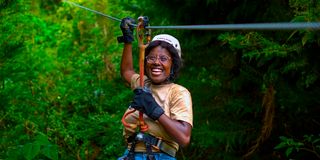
[300,148,320,159]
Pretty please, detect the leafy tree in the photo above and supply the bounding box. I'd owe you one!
[1,0,131,159]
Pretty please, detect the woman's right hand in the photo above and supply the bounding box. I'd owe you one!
[117,17,135,43]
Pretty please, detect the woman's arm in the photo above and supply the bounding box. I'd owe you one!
[158,115,192,147]
[120,43,136,84]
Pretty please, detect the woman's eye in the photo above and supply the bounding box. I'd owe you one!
[160,57,167,62]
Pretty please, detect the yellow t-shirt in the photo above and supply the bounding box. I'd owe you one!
[123,74,193,153]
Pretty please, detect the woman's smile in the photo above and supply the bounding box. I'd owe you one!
[150,67,163,76]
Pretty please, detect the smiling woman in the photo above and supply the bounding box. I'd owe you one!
[117,17,193,160]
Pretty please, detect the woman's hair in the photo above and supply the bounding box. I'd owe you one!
[144,40,183,82]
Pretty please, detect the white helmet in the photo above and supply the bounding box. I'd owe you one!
[151,34,181,58]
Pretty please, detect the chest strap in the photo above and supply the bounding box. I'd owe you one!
[127,132,176,157]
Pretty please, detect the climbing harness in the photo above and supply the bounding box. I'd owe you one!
[63,0,320,30]
[127,132,176,158]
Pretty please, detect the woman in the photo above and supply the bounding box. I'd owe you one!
[118,17,193,160]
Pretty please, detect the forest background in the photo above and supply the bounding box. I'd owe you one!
[1,0,319,159]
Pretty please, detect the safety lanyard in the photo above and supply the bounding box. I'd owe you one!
[121,16,151,133]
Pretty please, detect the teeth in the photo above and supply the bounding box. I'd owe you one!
[152,68,162,72]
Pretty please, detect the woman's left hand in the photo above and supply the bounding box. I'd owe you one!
[130,87,164,120]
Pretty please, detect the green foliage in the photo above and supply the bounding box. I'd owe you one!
[214,1,319,159]
[275,136,304,157]
[6,134,58,160]
[275,135,320,159]
[1,0,129,159]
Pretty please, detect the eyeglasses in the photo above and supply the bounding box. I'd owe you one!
[146,55,171,64]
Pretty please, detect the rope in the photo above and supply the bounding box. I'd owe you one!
[136,17,150,132]
[64,0,320,31]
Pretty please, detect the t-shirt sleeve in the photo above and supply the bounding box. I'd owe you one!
[130,74,140,90]
[130,74,151,90]
[169,86,193,127]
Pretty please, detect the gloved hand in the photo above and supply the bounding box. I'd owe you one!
[130,87,164,120]
[117,17,135,43]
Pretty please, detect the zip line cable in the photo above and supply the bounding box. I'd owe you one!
[63,0,129,25]
[148,23,320,30]
[64,0,320,30]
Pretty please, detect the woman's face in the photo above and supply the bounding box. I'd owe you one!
[145,46,172,85]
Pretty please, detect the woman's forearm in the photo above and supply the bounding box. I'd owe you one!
[158,114,192,147]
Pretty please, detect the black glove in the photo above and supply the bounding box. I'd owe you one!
[130,87,164,120]
[117,17,135,43]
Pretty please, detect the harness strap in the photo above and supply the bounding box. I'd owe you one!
[127,132,176,157]
[146,142,155,160]
[126,134,136,160]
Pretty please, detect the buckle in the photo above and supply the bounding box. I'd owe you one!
[154,137,162,150]
[136,132,144,141]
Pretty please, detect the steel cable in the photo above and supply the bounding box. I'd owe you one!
[64,0,124,24]
[147,22,320,30]
[64,0,320,30]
